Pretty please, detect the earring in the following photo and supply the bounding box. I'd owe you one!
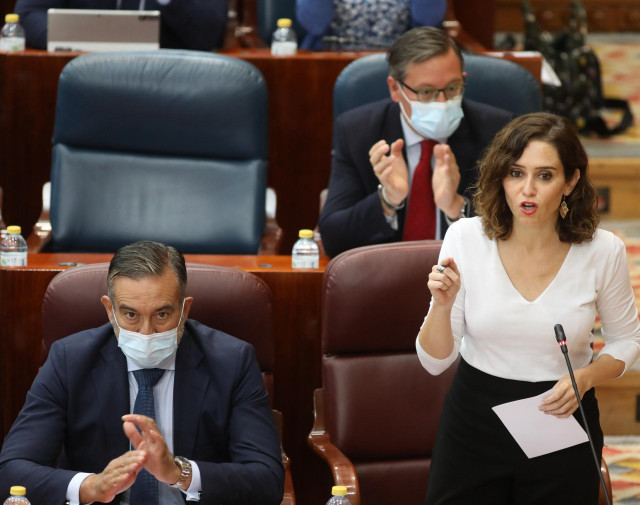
[559,195,569,219]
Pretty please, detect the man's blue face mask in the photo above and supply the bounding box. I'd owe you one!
[398,83,464,140]
[112,299,185,368]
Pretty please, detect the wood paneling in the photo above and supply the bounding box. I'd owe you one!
[597,371,640,435]
[590,158,640,220]
[495,0,640,33]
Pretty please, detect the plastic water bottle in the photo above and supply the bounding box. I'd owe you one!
[0,14,26,52]
[0,225,28,267]
[3,487,31,505]
[292,229,319,269]
[326,486,351,505]
[271,18,297,56]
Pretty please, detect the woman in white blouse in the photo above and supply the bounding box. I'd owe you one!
[417,112,640,504]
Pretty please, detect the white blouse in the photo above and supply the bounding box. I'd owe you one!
[416,217,640,381]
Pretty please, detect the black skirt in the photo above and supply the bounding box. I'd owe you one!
[424,358,603,505]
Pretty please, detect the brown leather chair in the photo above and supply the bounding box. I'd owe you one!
[41,262,294,505]
[309,240,455,505]
[308,241,612,505]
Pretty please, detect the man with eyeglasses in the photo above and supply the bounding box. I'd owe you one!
[319,26,514,257]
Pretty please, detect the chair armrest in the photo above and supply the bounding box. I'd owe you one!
[259,187,283,255]
[26,182,52,253]
[307,388,360,505]
[599,457,612,505]
[223,0,267,49]
[0,185,6,232]
[272,409,296,505]
[313,188,328,258]
[259,218,283,255]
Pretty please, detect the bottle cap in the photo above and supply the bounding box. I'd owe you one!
[10,487,26,496]
[298,229,313,239]
[277,18,292,28]
[6,225,21,234]
[331,486,347,496]
[5,14,19,23]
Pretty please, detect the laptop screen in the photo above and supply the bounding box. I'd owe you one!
[47,8,160,52]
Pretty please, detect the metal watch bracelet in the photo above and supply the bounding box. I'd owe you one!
[169,456,192,489]
[444,195,470,226]
[377,184,406,212]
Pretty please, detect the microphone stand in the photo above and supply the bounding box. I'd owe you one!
[554,323,612,505]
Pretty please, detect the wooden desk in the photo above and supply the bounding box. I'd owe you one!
[0,254,332,505]
[0,49,541,255]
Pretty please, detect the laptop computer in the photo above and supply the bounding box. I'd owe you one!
[47,8,160,52]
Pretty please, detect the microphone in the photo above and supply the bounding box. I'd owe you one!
[553,324,611,505]
[554,323,568,354]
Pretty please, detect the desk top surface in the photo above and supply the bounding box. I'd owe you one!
[1,253,329,273]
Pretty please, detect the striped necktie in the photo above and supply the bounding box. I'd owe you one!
[129,368,165,505]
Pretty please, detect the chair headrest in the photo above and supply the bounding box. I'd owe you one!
[53,50,268,159]
[321,241,442,354]
[41,263,275,370]
[333,51,541,118]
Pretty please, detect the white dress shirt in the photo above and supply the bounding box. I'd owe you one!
[65,353,202,505]
[416,217,640,380]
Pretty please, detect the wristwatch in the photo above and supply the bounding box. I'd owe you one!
[169,456,192,489]
[377,184,406,212]
[444,196,470,225]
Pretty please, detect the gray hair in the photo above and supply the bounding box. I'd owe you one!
[387,26,463,82]
[107,241,187,301]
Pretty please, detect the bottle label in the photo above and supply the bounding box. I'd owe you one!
[0,37,25,51]
[292,254,319,269]
[0,251,27,266]
[271,41,297,56]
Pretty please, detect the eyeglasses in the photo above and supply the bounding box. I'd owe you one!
[398,80,465,103]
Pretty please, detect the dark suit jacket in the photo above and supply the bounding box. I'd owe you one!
[0,320,284,505]
[318,98,514,258]
[14,0,228,50]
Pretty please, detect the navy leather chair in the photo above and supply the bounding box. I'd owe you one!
[333,51,541,118]
[30,50,274,254]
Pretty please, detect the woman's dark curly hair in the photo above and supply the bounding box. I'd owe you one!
[473,112,599,243]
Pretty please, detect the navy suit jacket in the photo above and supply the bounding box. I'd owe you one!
[0,320,284,505]
[318,98,514,258]
[14,0,228,50]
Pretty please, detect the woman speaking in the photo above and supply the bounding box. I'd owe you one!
[417,112,640,504]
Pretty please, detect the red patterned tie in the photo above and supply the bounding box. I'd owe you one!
[403,140,437,241]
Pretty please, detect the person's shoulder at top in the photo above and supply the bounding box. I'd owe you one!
[185,318,256,355]
[461,98,514,124]
[336,98,396,126]
[50,322,114,350]
[580,227,626,253]
[443,215,485,242]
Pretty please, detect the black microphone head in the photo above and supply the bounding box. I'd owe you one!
[554,324,565,343]
[554,323,569,354]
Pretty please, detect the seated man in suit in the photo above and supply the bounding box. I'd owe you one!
[318,26,514,258]
[0,241,284,505]
[14,0,228,50]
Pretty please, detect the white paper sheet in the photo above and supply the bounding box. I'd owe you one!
[492,390,588,459]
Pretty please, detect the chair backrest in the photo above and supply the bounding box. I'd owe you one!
[49,50,269,254]
[41,263,275,399]
[333,52,541,118]
[321,241,457,505]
